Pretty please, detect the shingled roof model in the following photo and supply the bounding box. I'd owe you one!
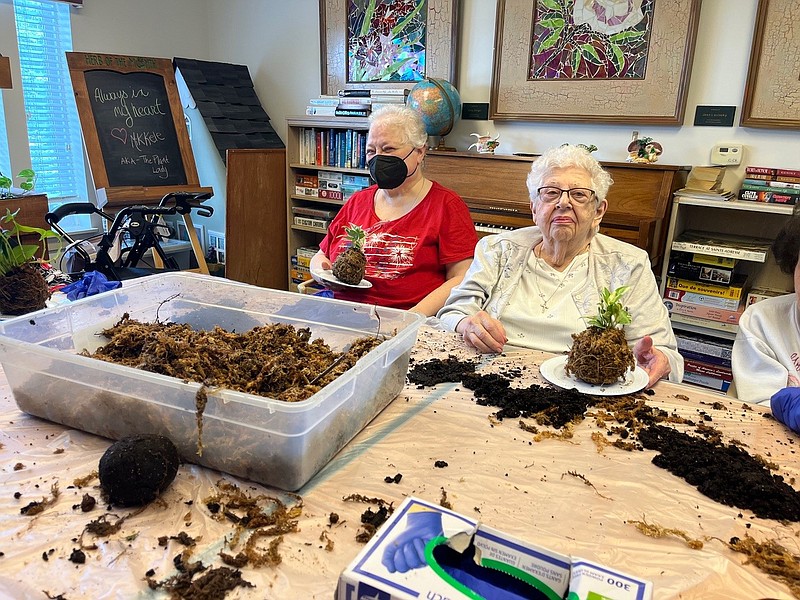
[174,57,284,164]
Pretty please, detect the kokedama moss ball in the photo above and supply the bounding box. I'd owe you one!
[99,434,179,506]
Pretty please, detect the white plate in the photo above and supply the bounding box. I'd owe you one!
[538,355,648,396]
[313,268,372,289]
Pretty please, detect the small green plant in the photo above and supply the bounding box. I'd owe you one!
[0,208,61,276]
[0,168,37,198]
[587,286,632,329]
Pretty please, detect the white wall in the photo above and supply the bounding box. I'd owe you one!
[209,0,798,192]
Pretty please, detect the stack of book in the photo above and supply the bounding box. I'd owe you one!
[304,88,409,118]
[674,166,734,200]
[737,166,800,205]
[675,332,734,393]
[663,230,773,392]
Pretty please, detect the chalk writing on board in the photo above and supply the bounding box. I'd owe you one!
[84,69,187,187]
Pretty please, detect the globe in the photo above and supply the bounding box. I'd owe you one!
[407,78,462,144]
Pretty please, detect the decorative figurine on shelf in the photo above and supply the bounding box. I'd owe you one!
[626,132,663,164]
[468,132,500,154]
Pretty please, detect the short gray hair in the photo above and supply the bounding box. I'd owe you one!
[369,105,429,149]
[526,145,613,204]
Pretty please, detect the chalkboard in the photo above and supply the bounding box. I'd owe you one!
[84,69,187,187]
[67,52,210,204]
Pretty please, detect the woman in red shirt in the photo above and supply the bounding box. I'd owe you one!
[310,105,477,315]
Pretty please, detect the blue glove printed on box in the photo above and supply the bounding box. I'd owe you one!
[60,271,122,301]
[381,510,443,573]
[771,387,800,434]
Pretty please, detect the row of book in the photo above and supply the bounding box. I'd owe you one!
[663,230,789,392]
[737,165,800,205]
[297,127,369,169]
[305,88,409,118]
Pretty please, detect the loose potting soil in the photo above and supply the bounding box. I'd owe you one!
[407,357,800,523]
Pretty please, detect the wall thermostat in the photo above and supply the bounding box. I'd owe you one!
[710,143,743,166]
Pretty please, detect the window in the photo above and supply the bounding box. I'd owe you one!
[14,0,90,231]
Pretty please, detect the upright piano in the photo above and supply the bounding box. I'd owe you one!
[424,151,689,272]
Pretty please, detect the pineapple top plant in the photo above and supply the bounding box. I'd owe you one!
[332,224,367,285]
[565,286,635,385]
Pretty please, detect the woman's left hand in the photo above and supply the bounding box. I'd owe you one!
[633,335,670,388]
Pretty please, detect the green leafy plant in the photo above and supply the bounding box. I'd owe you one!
[0,168,37,198]
[587,286,632,329]
[0,208,61,276]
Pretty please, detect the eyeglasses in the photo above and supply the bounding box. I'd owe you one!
[537,187,596,205]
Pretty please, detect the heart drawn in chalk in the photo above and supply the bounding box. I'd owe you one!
[111,128,128,144]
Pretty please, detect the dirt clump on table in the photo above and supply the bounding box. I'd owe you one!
[98,434,180,507]
[410,356,800,522]
[638,424,800,521]
[85,315,383,402]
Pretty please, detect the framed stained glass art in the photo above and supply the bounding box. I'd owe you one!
[490,0,701,124]
[320,0,459,95]
[741,0,800,129]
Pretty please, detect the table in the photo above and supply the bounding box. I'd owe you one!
[1,326,797,599]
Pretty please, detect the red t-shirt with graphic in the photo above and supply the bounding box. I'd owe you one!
[319,181,477,309]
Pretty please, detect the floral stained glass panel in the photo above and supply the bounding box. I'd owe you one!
[530,0,655,80]
[347,0,428,83]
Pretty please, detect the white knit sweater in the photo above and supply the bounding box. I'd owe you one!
[436,228,684,382]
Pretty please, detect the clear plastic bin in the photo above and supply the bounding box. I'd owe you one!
[0,273,423,490]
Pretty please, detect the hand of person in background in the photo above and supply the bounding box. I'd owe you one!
[381,510,443,574]
[456,311,507,354]
[771,387,800,434]
[308,250,347,291]
[633,335,670,388]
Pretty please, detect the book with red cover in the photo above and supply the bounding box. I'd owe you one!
[684,358,733,382]
[737,188,799,205]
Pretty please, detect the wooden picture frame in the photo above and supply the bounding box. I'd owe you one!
[319,0,459,95]
[740,0,800,129]
[490,0,701,124]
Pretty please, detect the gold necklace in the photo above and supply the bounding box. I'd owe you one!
[532,245,584,312]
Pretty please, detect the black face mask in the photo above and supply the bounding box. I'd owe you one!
[368,148,417,189]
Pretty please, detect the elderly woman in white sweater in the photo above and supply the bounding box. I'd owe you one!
[436,144,682,388]
[733,218,800,427]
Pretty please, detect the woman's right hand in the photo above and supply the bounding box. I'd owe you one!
[456,311,507,353]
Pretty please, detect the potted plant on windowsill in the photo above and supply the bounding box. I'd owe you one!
[0,208,62,315]
[0,169,50,260]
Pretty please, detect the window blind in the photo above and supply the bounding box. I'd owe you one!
[14,0,87,207]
